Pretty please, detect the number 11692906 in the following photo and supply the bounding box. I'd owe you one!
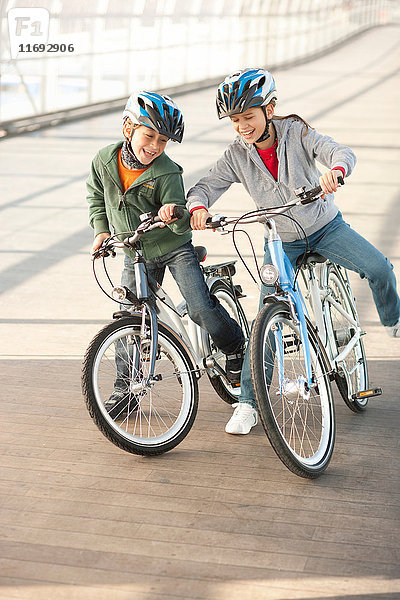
[18,43,74,53]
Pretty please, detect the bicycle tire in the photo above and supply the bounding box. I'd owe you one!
[323,263,369,412]
[206,279,250,404]
[250,302,335,478]
[82,316,198,455]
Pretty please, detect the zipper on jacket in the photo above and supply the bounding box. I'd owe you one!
[103,163,125,211]
[248,139,297,233]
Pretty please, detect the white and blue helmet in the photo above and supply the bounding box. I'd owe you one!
[216,68,277,119]
[123,91,184,142]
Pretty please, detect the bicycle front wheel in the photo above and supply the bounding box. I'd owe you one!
[324,263,369,412]
[250,302,335,478]
[82,316,198,455]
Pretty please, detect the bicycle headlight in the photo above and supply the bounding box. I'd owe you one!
[260,264,279,286]
[111,286,127,301]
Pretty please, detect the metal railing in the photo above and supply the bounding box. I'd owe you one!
[0,0,398,133]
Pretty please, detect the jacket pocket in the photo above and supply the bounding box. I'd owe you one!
[104,190,123,210]
[137,179,155,200]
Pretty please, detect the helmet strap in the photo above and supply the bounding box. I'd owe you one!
[121,140,150,169]
[255,106,271,144]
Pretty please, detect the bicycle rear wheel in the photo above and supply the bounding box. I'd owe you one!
[82,316,198,455]
[206,279,249,404]
[250,302,335,478]
[324,263,369,412]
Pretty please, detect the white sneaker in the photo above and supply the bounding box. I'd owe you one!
[225,402,258,435]
[385,318,400,337]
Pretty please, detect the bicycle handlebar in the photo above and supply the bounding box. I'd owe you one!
[150,204,185,224]
[205,177,345,229]
[294,176,344,203]
[92,204,185,259]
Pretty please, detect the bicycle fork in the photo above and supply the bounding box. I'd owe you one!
[130,258,161,390]
[274,298,314,401]
[267,237,315,396]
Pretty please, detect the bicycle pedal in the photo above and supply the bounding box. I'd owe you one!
[230,381,241,388]
[351,387,382,400]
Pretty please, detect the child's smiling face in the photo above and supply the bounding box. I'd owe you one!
[129,124,169,165]
[230,105,273,145]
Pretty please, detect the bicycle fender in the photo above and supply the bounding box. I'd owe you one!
[262,295,290,307]
[113,310,133,319]
[205,274,224,289]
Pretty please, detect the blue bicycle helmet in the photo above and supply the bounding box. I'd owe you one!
[123,91,184,142]
[216,68,277,119]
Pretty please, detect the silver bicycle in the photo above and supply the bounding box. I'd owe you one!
[81,208,249,456]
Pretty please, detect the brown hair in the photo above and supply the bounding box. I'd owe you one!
[269,99,312,135]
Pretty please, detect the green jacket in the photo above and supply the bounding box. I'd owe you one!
[86,141,192,259]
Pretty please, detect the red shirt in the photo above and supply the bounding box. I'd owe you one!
[257,139,279,180]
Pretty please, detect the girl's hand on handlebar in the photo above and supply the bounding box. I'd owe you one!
[190,208,211,230]
[319,170,343,195]
[92,232,111,256]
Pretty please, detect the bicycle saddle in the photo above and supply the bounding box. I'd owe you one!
[296,252,327,267]
[194,246,207,263]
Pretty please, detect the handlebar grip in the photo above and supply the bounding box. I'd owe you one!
[172,205,185,220]
[152,204,185,224]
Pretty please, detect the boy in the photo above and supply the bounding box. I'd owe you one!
[87,91,244,415]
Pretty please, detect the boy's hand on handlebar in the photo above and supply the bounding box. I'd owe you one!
[319,170,343,195]
[92,232,111,256]
[158,203,176,224]
[190,208,211,230]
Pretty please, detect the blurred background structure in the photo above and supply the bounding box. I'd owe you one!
[1,0,399,134]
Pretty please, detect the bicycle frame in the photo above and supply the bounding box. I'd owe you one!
[148,280,209,366]
[100,244,238,379]
[265,224,315,388]
[211,199,360,395]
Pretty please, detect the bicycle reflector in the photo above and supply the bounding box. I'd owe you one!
[260,264,279,285]
[111,286,127,301]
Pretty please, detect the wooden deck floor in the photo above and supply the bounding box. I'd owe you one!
[0,356,399,599]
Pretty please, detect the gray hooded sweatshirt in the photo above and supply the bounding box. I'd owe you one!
[186,117,356,241]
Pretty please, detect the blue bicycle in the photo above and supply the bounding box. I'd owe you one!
[208,179,380,478]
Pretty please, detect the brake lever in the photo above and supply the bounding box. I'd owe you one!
[205,214,226,229]
[92,239,116,260]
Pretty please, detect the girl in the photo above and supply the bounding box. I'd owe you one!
[187,68,400,435]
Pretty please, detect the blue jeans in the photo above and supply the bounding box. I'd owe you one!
[239,213,400,407]
[121,242,244,355]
